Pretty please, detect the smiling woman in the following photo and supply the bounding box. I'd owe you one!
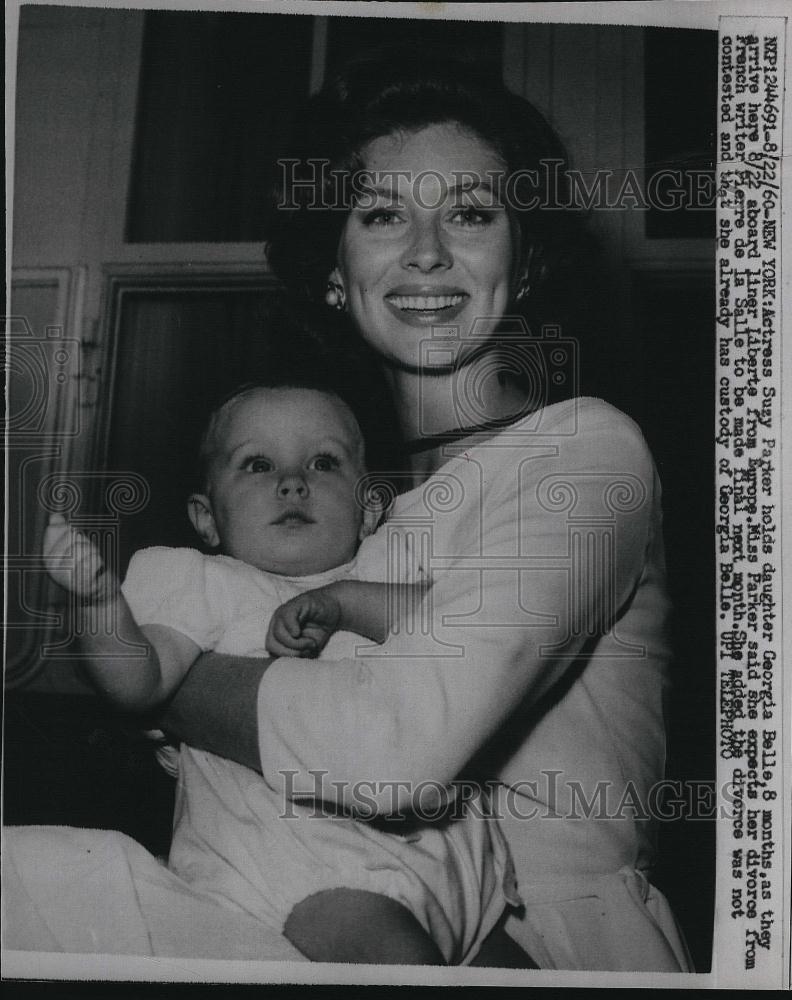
[269,66,569,282]
[333,124,516,374]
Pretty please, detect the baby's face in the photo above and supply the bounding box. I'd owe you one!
[196,387,370,576]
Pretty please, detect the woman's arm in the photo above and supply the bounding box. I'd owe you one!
[164,579,425,760]
[160,652,272,772]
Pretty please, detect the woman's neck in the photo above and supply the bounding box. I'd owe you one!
[384,354,530,480]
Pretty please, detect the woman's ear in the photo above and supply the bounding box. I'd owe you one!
[187,494,220,548]
[513,241,545,303]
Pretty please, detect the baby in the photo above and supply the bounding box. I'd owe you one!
[44,332,525,966]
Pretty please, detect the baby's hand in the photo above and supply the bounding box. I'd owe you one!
[266,586,342,659]
[43,513,118,601]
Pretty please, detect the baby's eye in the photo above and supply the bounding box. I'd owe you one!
[243,457,273,473]
[310,454,340,472]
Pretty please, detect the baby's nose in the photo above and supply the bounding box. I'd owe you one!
[277,474,308,498]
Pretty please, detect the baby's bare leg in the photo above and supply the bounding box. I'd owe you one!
[284,887,445,965]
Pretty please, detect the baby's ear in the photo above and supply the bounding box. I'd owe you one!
[358,489,384,541]
[187,494,220,548]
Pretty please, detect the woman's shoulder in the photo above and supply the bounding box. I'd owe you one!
[522,395,646,438]
[389,399,655,514]
[490,397,658,495]
[513,396,653,461]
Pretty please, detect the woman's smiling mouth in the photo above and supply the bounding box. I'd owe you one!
[386,293,467,312]
[384,288,469,326]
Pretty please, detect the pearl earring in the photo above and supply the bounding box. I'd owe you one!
[326,281,346,310]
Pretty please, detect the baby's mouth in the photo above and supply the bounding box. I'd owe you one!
[272,510,315,526]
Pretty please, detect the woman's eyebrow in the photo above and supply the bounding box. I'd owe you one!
[360,184,405,202]
[449,179,504,205]
[363,178,502,201]
[451,178,494,193]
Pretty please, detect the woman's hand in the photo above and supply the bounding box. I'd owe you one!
[43,513,119,601]
[266,586,342,658]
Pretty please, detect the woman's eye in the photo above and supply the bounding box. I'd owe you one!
[449,206,493,227]
[311,454,340,472]
[244,457,272,473]
[362,208,404,227]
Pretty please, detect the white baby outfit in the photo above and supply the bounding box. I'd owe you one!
[120,539,520,965]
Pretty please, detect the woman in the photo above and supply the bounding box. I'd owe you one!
[162,55,692,971]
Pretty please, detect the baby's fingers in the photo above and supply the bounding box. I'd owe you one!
[278,599,308,638]
[43,526,82,587]
[266,631,317,658]
[266,637,317,659]
[299,624,331,654]
[43,517,109,598]
[43,515,73,559]
[265,634,301,658]
[267,614,317,656]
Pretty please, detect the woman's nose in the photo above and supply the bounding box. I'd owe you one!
[277,474,308,499]
[400,218,452,272]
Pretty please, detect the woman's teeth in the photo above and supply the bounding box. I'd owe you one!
[388,294,465,311]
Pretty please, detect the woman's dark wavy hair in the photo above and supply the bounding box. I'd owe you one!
[195,299,406,490]
[265,50,615,405]
[266,50,576,310]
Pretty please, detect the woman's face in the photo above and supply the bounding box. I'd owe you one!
[334,122,518,371]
